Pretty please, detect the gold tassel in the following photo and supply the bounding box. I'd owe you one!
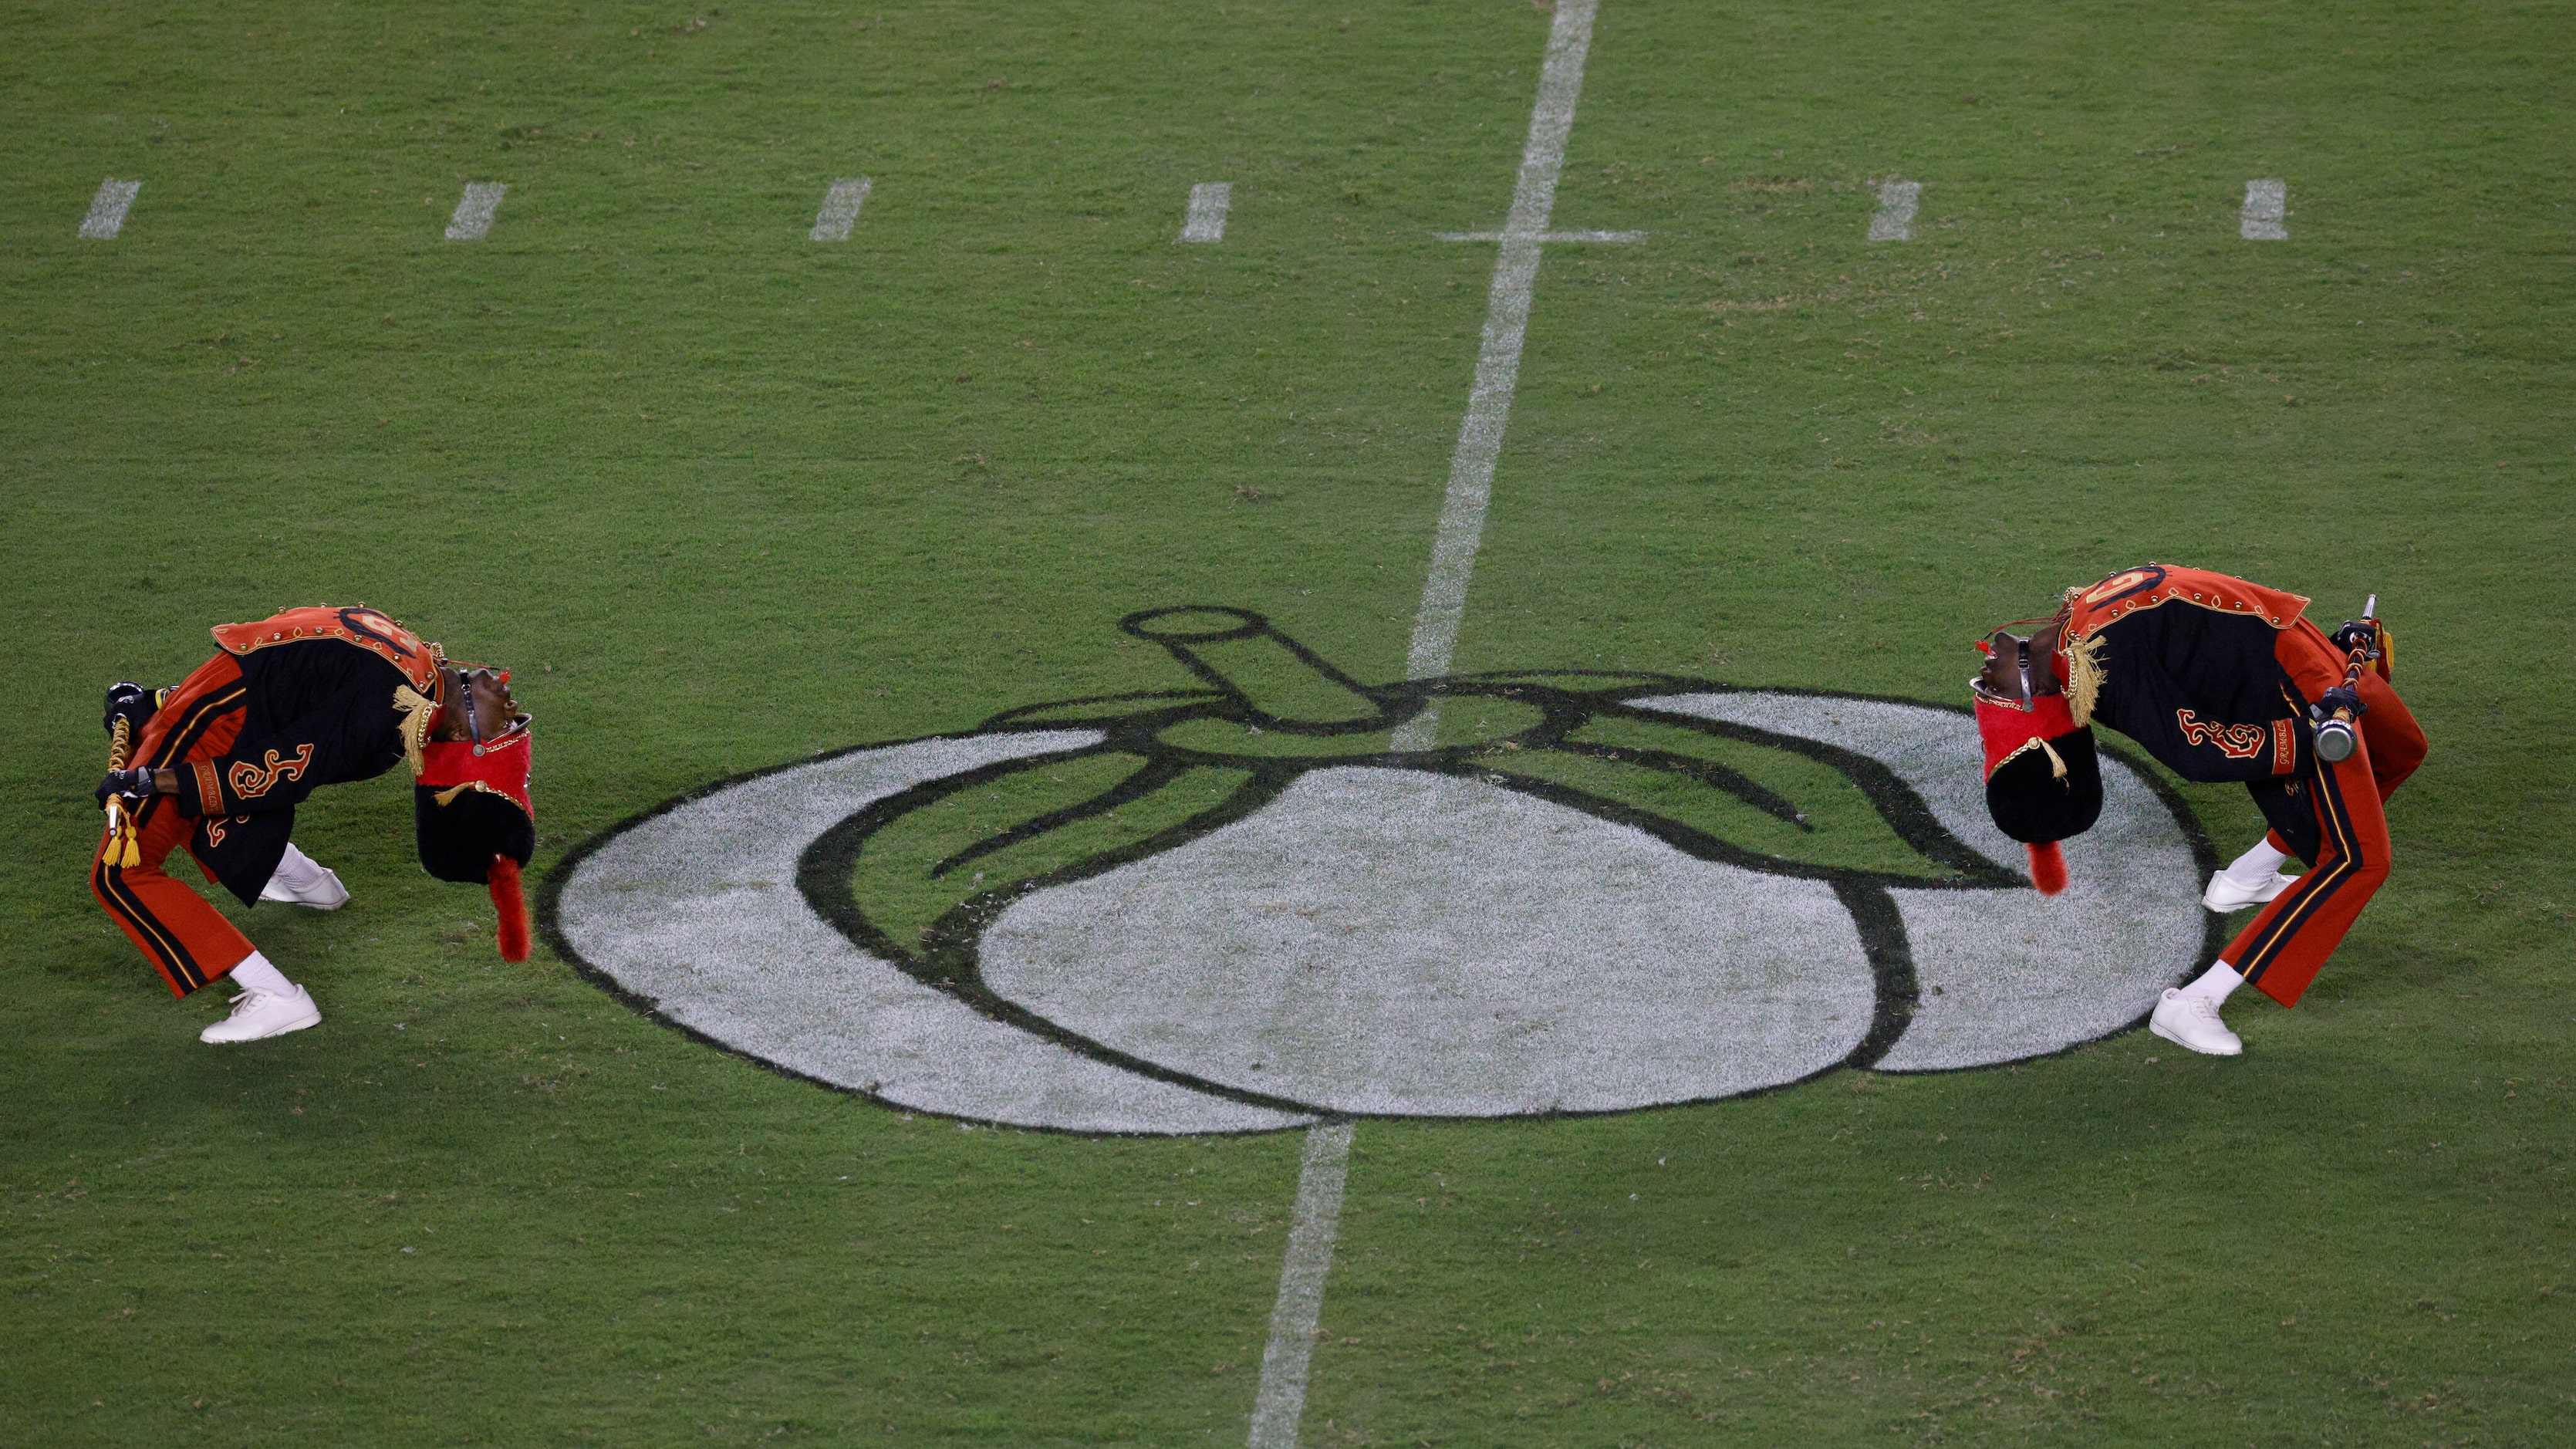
[102,716,143,867]
[2061,632,2108,728]
[1993,735,2070,779]
[102,807,142,868]
[393,684,440,777]
[2037,736,2068,780]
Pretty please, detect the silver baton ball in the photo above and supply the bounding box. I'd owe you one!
[2311,593,2377,765]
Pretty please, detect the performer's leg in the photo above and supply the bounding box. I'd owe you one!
[229,953,299,996]
[89,652,261,998]
[91,795,255,997]
[2227,734,2392,1008]
[197,947,321,1044]
[133,653,248,772]
[2355,669,2426,801]
[2152,955,2249,1054]
[2205,833,2299,911]
[2224,838,2291,882]
[2194,660,2411,917]
[260,842,350,910]
[2181,960,2243,1004]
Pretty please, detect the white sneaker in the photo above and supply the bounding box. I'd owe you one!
[199,988,322,1044]
[2149,988,2242,1056]
[261,864,349,910]
[2202,869,2296,912]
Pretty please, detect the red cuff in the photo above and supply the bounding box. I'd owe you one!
[191,761,223,816]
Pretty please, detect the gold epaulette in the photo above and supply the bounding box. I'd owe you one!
[393,684,439,778]
[2061,633,2108,728]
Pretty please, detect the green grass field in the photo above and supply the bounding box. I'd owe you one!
[5,1,2573,1442]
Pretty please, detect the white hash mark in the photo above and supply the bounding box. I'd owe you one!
[444,182,507,241]
[1868,179,1920,242]
[80,179,141,239]
[812,177,871,241]
[2240,179,2287,240]
[1179,182,1231,243]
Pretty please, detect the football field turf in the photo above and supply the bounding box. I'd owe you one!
[5,1,2573,1442]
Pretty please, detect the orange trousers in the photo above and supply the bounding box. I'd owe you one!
[2228,620,2427,1007]
[89,654,258,997]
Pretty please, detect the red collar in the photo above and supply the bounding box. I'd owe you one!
[417,718,533,816]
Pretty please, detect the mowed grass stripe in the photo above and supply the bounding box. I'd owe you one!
[0,5,1586,1443]
[1297,1,2574,1442]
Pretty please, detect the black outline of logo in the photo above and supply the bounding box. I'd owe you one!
[2079,565,2169,608]
[336,606,421,660]
[541,608,2221,1132]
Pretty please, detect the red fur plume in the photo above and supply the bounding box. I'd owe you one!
[2025,840,2068,897]
[488,856,531,962]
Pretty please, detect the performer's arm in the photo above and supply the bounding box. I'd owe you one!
[2082,608,2307,784]
[2121,709,2304,783]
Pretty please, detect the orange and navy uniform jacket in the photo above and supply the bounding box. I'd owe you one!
[2054,565,2324,859]
[2054,565,2426,1008]
[185,616,429,805]
[100,600,440,927]
[174,607,442,902]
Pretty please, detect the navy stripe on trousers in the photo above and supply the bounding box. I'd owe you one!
[2238,755,2365,986]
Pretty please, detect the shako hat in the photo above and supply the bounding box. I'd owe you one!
[1973,690,2098,896]
[416,718,536,961]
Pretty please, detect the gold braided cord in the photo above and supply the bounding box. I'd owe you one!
[1990,735,2069,780]
[431,781,523,808]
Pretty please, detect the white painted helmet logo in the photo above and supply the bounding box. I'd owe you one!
[550,609,2213,1134]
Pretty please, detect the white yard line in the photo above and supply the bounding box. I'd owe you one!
[1246,1121,1356,1449]
[2240,179,2287,240]
[811,177,873,241]
[79,179,141,240]
[444,181,508,241]
[1247,5,1603,1446]
[1180,182,1233,243]
[1390,0,1599,752]
[1867,179,1920,242]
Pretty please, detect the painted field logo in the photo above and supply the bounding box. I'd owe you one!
[550,609,2214,1134]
